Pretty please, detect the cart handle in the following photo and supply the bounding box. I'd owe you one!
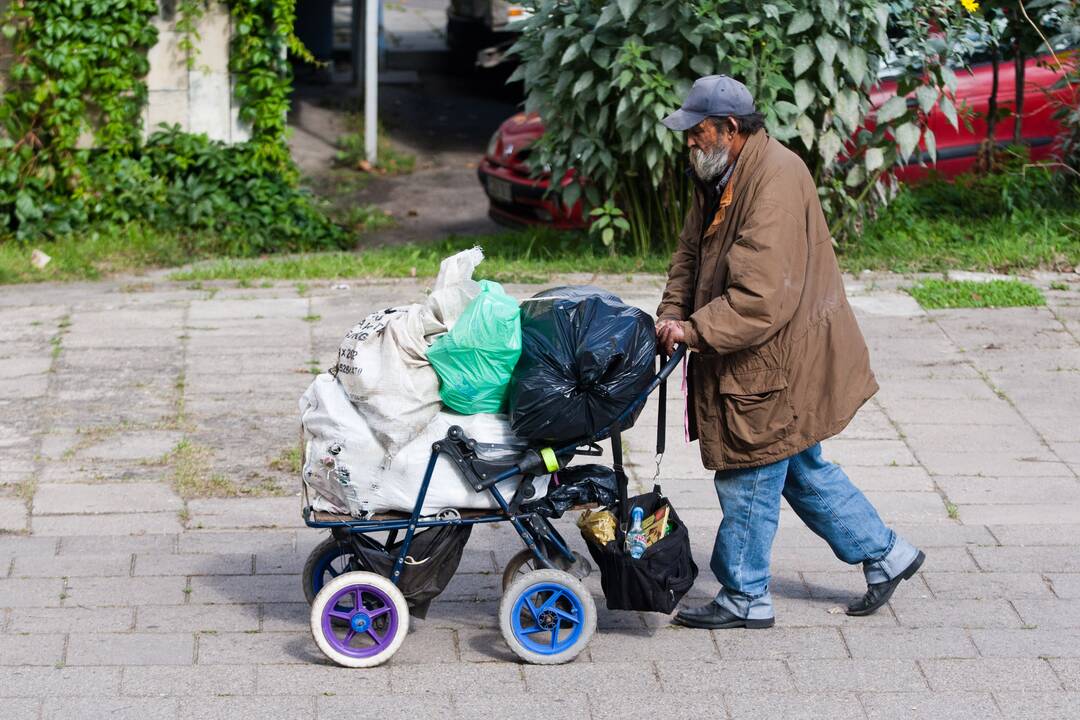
[657,343,687,382]
[550,342,687,457]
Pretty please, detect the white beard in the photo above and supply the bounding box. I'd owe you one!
[690,146,731,182]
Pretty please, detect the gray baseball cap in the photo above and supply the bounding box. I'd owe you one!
[661,75,757,131]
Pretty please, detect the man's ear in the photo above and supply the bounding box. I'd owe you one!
[726,117,740,138]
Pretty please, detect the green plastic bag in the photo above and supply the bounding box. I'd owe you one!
[428,280,522,414]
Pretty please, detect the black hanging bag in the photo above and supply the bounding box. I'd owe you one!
[581,480,698,614]
[579,350,698,613]
[354,524,472,619]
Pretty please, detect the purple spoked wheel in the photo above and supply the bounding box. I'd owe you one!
[310,571,409,668]
[320,585,398,658]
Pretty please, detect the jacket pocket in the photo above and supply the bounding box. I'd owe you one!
[717,368,795,454]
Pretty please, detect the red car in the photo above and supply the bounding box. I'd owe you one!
[478,54,1070,228]
[874,53,1069,181]
[478,113,588,229]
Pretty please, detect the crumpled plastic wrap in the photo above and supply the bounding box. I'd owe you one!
[577,508,617,546]
[521,464,618,518]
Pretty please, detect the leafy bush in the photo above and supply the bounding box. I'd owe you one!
[4,126,348,252]
[136,126,347,253]
[0,0,160,238]
[510,0,982,251]
[1027,0,1080,177]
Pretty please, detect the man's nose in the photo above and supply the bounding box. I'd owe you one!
[686,135,697,149]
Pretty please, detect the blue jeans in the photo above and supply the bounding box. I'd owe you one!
[711,443,918,620]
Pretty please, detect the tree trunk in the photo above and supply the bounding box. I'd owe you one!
[1013,45,1026,146]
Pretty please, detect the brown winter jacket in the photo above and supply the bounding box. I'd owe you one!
[657,129,878,471]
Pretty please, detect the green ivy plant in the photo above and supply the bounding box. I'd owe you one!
[0,0,160,236]
[510,0,982,250]
[227,0,316,174]
[0,0,343,251]
[176,0,208,70]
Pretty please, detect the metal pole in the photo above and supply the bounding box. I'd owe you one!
[364,0,378,165]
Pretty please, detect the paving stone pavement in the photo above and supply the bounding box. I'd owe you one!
[1,273,1079,719]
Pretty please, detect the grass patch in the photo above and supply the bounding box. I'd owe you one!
[6,154,1077,287]
[14,477,37,505]
[165,439,288,499]
[841,209,1080,273]
[62,422,136,460]
[49,314,71,363]
[907,279,1046,309]
[171,226,669,283]
[269,446,303,475]
[166,440,241,500]
[339,205,395,234]
[0,215,367,285]
[0,223,295,285]
[335,115,416,175]
[841,165,1080,274]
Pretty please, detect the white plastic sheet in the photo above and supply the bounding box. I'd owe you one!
[300,373,547,516]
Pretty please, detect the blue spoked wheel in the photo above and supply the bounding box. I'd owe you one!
[302,536,356,605]
[499,568,596,664]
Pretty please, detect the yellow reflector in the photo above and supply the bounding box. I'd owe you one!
[540,447,559,473]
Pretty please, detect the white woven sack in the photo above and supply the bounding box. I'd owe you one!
[335,248,484,457]
[299,373,547,516]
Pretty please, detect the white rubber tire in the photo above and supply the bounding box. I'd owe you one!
[310,571,409,668]
[499,568,596,665]
[302,535,354,605]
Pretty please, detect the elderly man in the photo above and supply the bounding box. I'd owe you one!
[655,76,925,629]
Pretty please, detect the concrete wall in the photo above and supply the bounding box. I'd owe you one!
[146,2,250,143]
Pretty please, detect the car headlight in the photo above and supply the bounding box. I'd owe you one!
[486,130,500,159]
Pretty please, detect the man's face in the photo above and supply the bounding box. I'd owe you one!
[687,118,736,182]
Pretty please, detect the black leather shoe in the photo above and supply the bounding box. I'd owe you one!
[673,601,775,629]
[846,550,926,617]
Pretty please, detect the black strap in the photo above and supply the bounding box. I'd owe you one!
[610,426,628,540]
[656,349,667,456]
[611,424,623,469]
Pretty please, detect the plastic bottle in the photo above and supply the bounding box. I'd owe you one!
[626,507,647,559]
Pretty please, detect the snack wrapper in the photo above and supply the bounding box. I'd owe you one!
[577,509,616,545]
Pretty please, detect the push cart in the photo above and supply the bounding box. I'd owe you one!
[301,345,687,667]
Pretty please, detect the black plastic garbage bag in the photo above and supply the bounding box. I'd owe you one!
[508,286,657,445]
[520,464,619,518]
[355,524,471,619]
